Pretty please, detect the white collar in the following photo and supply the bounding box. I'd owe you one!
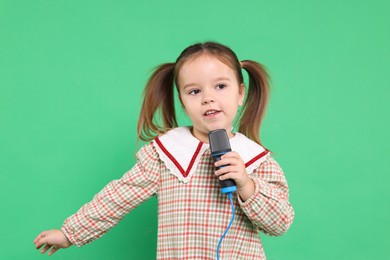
[152,127,270,183]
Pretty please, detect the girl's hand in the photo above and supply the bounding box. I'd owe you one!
[214,151,255,201]
[34,229,72,256]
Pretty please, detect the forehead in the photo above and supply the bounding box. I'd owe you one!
[181,53,234,69]
[177,55,236,84]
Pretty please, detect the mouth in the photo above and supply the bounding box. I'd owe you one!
[203,109,221,117]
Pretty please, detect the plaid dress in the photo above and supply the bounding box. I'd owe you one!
[61,127,294,259]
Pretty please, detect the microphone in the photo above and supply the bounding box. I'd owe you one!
[209,129,237,194]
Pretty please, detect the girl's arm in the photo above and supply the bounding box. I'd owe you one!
[215,153,294,236]
[36,143,160,252]
[61,143,160,246]
[238,156,294,236]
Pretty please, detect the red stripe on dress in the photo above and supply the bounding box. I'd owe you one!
[185,142,203,177]
[155,137,204,178]
[245,150,269,168]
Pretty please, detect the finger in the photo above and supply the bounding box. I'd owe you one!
[34,232,45,245]
[215,157,241,167]
[40,244,51,254]
[215,166,237,176]
[221,151,240,159]
[48,246,59,256]
[35,237,46,249]
[219,172,236,181]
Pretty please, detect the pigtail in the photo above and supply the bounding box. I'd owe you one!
[137,63,177,141]
[239,60,270,147]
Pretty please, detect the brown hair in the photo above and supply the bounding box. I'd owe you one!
[137,42,270,147]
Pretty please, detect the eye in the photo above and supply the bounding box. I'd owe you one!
[188,89,201,95]
[216,84,227,90]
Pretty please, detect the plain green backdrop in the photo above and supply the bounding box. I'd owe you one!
[1,0,389,259]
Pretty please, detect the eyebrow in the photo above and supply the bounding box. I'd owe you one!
[183,83,198,90]
[215,77,231,82]
[183,77,232,89]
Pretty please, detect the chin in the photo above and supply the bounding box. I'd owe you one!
[207,126,230,134]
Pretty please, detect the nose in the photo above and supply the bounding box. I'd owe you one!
[201,91,215,105]
[202,96,215,105]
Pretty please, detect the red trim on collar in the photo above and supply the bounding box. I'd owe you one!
[155,137,204,178]
[245,150,269,168]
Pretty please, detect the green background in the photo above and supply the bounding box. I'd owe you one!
[1,0,389,259]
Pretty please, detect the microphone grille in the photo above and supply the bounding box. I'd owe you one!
[208,129,231,152]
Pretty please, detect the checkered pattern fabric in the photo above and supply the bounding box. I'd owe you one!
[61,136,294,259]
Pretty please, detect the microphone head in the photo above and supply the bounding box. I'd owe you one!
[208,129,231,153]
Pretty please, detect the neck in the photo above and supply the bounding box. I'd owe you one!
[189,127,234,144]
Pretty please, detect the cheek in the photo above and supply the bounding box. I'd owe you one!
[180,99,188,110]
[179,98,193,116]
[178,92,186,108]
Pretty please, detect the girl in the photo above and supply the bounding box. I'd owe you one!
[34,42,294,259]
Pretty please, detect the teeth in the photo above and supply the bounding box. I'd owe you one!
[205,110,217,115]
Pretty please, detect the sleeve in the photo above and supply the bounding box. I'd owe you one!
[61,142,160,247]
[238,155,294,236]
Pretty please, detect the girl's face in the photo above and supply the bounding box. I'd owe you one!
[177,55,245,143]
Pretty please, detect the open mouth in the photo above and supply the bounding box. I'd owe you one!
[203,110,221,117]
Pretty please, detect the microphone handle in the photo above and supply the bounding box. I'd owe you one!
[212,150,237,193]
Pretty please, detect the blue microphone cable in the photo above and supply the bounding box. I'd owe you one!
[216,192,235,260]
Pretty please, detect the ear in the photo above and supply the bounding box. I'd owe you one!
[238,83,245,106]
